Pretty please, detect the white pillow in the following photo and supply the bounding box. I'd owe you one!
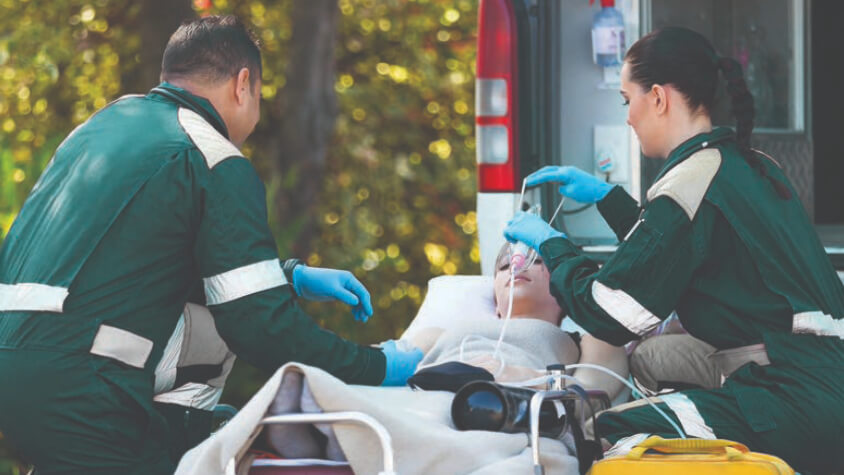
[400,274,588,342]
[400,275,497,341]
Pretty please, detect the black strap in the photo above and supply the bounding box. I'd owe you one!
[174,364,224,387]
[281,258,304,284]
[561,385,603,474]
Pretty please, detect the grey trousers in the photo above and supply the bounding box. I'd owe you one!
[629,334,722,395]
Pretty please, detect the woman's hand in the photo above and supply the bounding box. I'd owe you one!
[503,211,566,252]
[526,166,613,204]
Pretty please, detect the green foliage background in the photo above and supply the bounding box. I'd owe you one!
[0,0,478,471]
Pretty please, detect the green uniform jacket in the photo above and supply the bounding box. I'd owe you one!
[0,83,385,402]
[540,128,844,446]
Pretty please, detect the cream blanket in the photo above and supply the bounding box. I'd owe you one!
[420,318,580,376]
[175,362,579,475]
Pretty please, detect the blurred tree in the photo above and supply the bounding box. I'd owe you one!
[302,0,480,346]
[273,0,339,257]
[126,0,195,91]
[0,0,478,468]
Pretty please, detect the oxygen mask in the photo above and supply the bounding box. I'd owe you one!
[508,204,541,275]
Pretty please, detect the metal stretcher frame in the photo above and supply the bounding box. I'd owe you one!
[530,388,611,475]
[239,389,610,475]
[234,411,396,475]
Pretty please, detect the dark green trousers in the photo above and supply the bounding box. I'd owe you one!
[0,349,179,474]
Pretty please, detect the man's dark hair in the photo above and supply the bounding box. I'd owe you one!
[161,15,262,87]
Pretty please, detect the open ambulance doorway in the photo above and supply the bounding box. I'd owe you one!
[474,0,844,274]
[642,0,843,250]
[812,1,844,228]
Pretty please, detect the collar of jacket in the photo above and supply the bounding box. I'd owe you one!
[654,127,735,183]
[148,82,230,139]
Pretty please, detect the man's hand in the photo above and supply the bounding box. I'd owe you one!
[380,340,424,386]
[292,265,373,322]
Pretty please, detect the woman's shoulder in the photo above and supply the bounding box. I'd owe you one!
[646,147,724,221]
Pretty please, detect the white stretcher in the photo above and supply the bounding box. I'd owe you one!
[178,275,612,475]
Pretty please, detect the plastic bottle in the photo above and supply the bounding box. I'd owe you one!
[591,0,625,67]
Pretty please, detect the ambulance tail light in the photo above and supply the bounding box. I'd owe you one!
[476,0,519,193]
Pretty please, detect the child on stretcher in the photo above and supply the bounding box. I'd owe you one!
[407,245,629,402]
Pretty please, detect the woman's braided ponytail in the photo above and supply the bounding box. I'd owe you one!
[718,57,791,199]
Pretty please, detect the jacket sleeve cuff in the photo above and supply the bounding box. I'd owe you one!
[597,186,641,241]
[539,236,580,272]
[281,258,303,284]
[359,345,388,386]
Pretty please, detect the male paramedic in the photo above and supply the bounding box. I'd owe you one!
[0,15,423,474]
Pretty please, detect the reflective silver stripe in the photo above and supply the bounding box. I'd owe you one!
[154,314,185,394]
[204,259,288,306]
[178,107,242,169]
[592,281,661,336]
[153,382,223,411]
[604,433,651,458]
[0,283,68,312]
[793,311,844,339]
[661,393,716,439]
[90,324,153,369]
[646,148,722,221]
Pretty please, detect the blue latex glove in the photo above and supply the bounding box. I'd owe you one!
[380,340,424,386]
[292,265,373,322]
[503,211,566,252]
[526,166,613,204]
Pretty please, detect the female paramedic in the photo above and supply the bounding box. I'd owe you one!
[504,26,844,474]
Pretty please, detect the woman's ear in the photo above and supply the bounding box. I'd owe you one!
[651,84,668,115]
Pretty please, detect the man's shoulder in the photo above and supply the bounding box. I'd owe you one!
[175,107,243,170]
[92,95,244,170]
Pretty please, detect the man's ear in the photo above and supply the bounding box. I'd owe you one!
[651,84,668,116]
[234,67,251,105]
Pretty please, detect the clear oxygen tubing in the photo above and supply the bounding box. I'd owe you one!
[548,196,567,225]
[491,179,529,364]
[504,364,686,440]
[413,333,506,375]
[451,184,572,380]
[567,363,686,439]
[458,334,506,377]
[492,182,567,362]
[491,261,517,362]
[510,178,535,275]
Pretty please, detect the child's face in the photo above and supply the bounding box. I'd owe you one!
[493,252,562,324]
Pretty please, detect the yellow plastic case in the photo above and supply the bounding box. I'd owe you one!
[588,436,794,474]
